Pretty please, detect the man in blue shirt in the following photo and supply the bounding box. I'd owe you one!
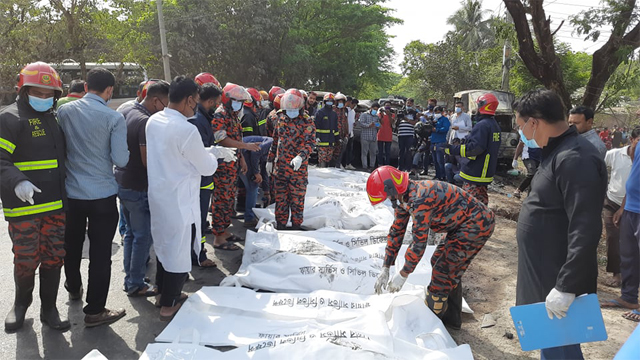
[606,127,640,322]
[430,106,450,181]
[57,67,129,327]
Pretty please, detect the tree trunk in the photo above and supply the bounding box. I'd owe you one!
[504,0,572,110]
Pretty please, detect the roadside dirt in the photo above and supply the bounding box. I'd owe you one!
[452,176,637,359]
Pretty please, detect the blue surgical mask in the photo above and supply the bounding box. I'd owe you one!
[285,109,299,119]
[325,101,333,106]
[231,100,243,112]
[518,127,540,149]
[434,113,442,119]
[337,103,344,109]
[371,110,378,116]
[455,107,462,113]
[28,95,54,112]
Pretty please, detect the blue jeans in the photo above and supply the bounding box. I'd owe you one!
[377,141,391,166]
[118,202,127,236]
[118,187,152,294]
[445,162,458,183]
[540,344,583,360]
[398,136,413,171]
[431,142,446,179]
[239,173,259,222]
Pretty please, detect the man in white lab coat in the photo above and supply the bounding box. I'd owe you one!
[146,76,235,320]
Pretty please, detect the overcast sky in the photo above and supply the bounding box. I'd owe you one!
[385,0,609,72]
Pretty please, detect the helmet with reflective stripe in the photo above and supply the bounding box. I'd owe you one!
[194,72,221,88]
[323,92,335,102]
[18,62,63,93]
[273,93,284,110]
[281,89,305,110]
[477,93,499,115]
[334,92,347,101]
[245,87,261,107]
[366,165,409,206]
[221,83,251,105]
[140,80,157,100]
[268,86,285,102]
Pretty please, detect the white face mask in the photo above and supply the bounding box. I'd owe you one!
[261,100,269,108]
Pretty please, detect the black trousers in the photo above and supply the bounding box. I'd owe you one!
[64,195,118,315]
[157,224,193,307]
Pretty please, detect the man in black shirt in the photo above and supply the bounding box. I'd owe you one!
[513,89,606,360]
[115,81,170,297]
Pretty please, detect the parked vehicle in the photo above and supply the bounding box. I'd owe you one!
[453,90,519,165]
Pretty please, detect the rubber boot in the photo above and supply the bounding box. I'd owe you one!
[39,268,70,331]
[441,282,463,330]
[5,272,35,331]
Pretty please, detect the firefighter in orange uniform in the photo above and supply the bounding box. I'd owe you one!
[265,89,315,230]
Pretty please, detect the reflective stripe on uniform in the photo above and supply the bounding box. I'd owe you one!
[200,182,215,190]
[201,236,206,244]
[481,154,490,178]
[258,119,267,126]
[242,127,254,133]
[3,200,63,218]
[317,142,330,146]
[0,137,16,154]
[333,131,340,135]
[460,144,466,158]
[459,171,493,183]
[316,129,330,133]
[14,159,58,171]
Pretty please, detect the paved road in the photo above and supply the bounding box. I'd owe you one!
[0,211,246,359]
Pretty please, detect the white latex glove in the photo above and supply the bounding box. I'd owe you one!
[266,162,273,175]
[545,288,575,320]
[374,267,390,295]
[387,272,407,293]
[290,155,303,171]
[14,180,41,205]
[208,146,237,162]
[511,160,519,169]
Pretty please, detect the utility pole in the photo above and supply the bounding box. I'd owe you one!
[501,10,512,92]
[157,0,171,81]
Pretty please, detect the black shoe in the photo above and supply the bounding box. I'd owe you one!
[64,281,83,301]
[441,282,463,330]
[4,273,34,332]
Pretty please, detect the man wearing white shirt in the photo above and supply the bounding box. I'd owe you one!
[448,101,472,142]
[146,76,234,320]
[602,127,639,287]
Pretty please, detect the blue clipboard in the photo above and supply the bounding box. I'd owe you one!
[509,294,608,351]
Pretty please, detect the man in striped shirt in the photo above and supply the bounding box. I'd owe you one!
[397,109,417,171]
[358,102,380,171]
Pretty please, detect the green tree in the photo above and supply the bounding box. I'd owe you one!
[504,0,640,109]
[446,0,494,51]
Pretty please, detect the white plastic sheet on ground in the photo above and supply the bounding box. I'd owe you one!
[147,287,472,359]
[219,225,472,313]
[141,168,473,359]
[253,168,395,230]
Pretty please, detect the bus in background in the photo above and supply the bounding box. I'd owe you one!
[53,59,147,98]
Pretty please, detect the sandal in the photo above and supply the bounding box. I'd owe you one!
[622,310,640,322]
[155,292,188,308]
[603,277,621,288]
[198,258,217,268]
[127,284,158,297]
[214,241,241,251]
[159,302,184,322]
[600,298,640,309]
[227,234,245,242]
